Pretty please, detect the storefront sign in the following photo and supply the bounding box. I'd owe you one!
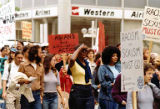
[121,30,144,92]
[124,10,144,20]
[48,33,79,54]
[0,0,15,41]
[72,6,122,19]
[33,7,57,18]
[142,6,160,42]
[15,10,32,20]
[22,21,32,40]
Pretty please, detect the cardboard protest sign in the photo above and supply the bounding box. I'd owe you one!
[121,30,144,92]
[142,6,160,42]
[22,21,32,40]
[0,0,15,41]
[48,33,79,54]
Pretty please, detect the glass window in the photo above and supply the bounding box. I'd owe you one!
[149,0,160,8]
[47,0,58,5]
[98,0,121,7]
[34,0,45,7]
[21,0,32,9]
[124,0,146,8]
[71,0,96,5]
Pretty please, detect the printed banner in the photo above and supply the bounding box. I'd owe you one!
[121,30,144,92]
[48,33,79,54]
[142,6,160,42]
[0,0,15,41]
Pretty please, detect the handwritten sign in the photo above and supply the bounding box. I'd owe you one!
[48,33,79,54]
[0,0,15,41]
[142,6,160,42]
[121,30,144,92]
[22,21,32,40]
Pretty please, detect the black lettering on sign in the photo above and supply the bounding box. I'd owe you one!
[121,31,139,42]
[146,7,160,17]
[122,47,141,58]
[143,18,160,28]
[122,59,143,70]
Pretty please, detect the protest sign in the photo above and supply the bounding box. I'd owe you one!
[121,30,144,92]
[142,6,160,42]
[0,0,15,41]
[22,21,32,40]
[48,33,79,54]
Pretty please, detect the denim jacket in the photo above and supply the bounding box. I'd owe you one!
[98,64,121,100]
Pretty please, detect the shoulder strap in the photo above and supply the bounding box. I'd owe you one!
[7,63,11,81]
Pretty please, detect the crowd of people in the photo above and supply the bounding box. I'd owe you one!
[0,41,160,109]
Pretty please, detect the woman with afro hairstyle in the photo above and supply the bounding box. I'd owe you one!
[98,46,121,109]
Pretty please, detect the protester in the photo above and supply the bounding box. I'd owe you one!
[0,47,8,58]
[112,74,127,109]
[22,45,30,62]
[98,46,121,109]
[17,41,24,51]
[91,53,102,108]
[43,54,65,109]
[68,44,94,109]
[143,48,149,63]
[0,46,9,109]
[59,53,72,109]
[116,43,121,51]
[18,45,44,109]
[126,63,160,109]
[151,55,160,109]
[2,51,24,108]
[87,48,96,75]
[4,47,17,65]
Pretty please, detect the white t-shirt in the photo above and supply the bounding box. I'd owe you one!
[31,63,37,70]
[2,61,20,87]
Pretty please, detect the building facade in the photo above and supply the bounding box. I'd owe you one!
[13,0,160,47]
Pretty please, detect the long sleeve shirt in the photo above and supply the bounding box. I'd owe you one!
[18,62,44,97]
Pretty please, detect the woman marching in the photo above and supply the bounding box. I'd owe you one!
[68,44,94,109]
[98,46,121,109]
[43,54,65,109]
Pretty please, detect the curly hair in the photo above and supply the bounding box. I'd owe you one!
[28,45,41,64]
[102,46,120,65]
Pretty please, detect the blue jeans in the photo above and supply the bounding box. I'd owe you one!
[0,103,5,109]
[43,92,58,109]
[69,84,94,109]
[119,104,126,109]
[20,90,42,109]
[99,99,118,109]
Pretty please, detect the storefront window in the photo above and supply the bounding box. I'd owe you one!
[124,0,146,8]
[71,18,121,47]
[71,0,96,5]
[47,0,58,5]
[21,0,32,9]
[149,0,160,8]
[98,0,121,7]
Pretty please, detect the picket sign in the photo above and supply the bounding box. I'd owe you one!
[132,6,160,109]
[121,30,144,109]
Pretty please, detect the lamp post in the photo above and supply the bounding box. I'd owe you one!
[81,21,98,48]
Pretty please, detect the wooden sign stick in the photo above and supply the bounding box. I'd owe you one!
[147,41,153,63]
